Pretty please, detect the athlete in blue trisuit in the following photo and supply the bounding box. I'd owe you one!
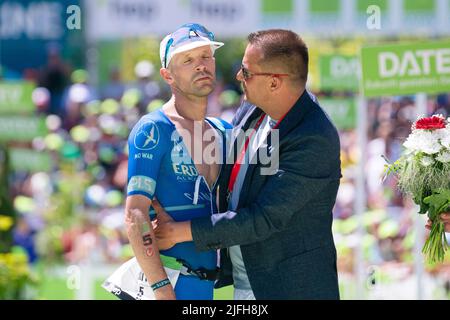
[124,23,231,300]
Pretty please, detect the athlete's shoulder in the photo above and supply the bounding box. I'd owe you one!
[130,109,173,136]
[128,109,172,152]
[135,109,172,129]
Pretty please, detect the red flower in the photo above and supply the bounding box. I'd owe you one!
[414,116,446,130]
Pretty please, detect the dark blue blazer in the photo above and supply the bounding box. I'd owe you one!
[191,90,342,299]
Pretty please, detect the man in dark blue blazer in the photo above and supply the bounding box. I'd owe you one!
[154,29,341,300]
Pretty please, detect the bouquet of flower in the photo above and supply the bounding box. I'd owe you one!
[384,115,450,264]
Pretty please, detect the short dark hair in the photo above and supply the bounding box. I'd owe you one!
[247,29,308,84]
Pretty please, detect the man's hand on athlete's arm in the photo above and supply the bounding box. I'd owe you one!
[152,198,192,250]
[125,195,176,299]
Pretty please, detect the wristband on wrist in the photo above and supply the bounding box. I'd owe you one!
[151,278,171,291]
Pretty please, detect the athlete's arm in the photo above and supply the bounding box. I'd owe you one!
[125,194,176,299]
[125,116,175,299]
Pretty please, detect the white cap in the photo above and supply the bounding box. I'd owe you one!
[159,23,224,68]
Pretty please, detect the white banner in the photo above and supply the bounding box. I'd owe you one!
[85,0,450,41]
[85,0,260,40]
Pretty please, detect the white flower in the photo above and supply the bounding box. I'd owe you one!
[403,133,419,152]
[403,130,442,154]
[440,128,450,149]
[422,142,442,155]
[420,156,434,166]
[436,151,450,163]
[433,128,448,139]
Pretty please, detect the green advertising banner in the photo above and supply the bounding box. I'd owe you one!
[320,98,356,130]
[318,54,359,91]
[0,116,47,141]
[0,81,35,114]
[357,0,388,13]
[403,0,435,13]
[262,0,293,14]
[309,0,340,14]
[10,148,52,172]
[360,40,450,97]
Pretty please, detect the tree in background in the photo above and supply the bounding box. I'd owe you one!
[0,144,15,253]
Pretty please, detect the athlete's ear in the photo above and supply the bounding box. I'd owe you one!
[160,68,174,84]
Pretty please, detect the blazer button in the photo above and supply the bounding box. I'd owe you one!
[209,242,221,250]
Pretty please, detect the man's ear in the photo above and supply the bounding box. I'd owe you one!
[160,68,174,85]
[269,76,281,92]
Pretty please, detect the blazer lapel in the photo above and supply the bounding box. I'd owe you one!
[236,89,315,208]
[218,104,263,211]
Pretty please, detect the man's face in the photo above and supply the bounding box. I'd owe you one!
[168,45,216,97]
[236,44,267,106]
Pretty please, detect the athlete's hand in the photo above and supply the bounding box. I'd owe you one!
[152,198,173,223]
[152,198,177,250]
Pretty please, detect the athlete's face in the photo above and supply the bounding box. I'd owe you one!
[165,46,216,97]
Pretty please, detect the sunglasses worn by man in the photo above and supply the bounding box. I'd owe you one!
[240,64,289,81]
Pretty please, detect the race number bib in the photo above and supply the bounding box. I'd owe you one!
[102,257,180,300]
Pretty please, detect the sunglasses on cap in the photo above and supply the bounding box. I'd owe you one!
[163,23,216,68]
